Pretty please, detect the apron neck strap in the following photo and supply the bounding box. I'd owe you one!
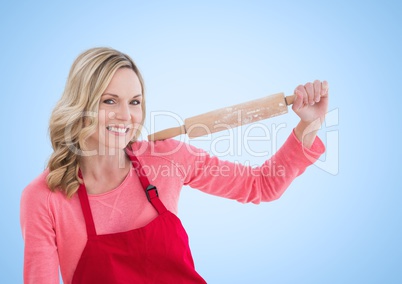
[77,182,97,237]
[125,148,167,215]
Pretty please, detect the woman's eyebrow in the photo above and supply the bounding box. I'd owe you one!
[102,93,142,98]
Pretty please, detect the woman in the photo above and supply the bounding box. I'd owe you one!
[20,47,327,283]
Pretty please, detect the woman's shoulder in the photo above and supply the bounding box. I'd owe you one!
[23,169,50,193]
[21,169,55,207]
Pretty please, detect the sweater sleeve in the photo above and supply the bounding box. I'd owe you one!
[182,130,325,204]
[20,173,60,284]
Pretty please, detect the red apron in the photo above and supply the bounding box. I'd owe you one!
[72,153,207,284]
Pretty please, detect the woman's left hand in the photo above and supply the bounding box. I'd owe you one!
[292,80,329,124]
[292,80,329,148]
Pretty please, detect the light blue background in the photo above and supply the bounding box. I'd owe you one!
[2,0,401,283]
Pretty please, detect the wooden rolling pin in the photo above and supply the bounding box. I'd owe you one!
[148,92,295,141]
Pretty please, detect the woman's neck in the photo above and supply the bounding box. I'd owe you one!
[78,149,132,194]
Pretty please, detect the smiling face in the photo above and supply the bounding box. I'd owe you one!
[86,67,143,153]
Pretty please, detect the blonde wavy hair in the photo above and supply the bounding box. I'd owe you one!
[46,47,145,198]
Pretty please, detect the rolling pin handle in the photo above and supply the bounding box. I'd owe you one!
[285,94,296,106]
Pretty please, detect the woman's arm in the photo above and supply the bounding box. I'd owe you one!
[179,80,328,203]
[182,130,324,204]
[20,175,60,284]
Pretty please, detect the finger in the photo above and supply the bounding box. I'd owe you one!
[293,89,303,110]
[296,84,308,107]
[304,82,315,105]
[313,80,321,103]
[321,80,329,97]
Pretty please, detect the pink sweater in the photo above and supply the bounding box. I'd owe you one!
[20,132,324,284]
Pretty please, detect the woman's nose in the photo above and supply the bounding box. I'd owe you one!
[115,104,131,121]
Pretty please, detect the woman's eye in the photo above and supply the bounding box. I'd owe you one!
[131,100,141,105]
[103,99,115,104]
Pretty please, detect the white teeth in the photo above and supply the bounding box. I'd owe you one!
[107,126,128,133]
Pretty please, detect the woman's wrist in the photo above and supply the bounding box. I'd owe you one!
[294,119,321,149]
